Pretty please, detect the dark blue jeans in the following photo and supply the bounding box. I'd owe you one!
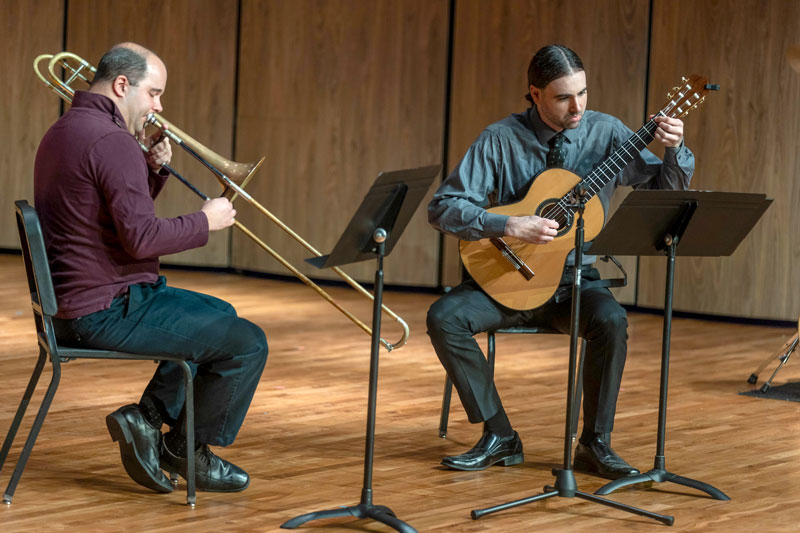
[426,269,627,441]
[53,276,268,447]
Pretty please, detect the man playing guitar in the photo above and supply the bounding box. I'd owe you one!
[426,44,692,479]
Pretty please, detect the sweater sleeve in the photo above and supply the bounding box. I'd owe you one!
[89,131,209,260]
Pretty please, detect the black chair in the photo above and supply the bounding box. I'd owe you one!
[0,200,196,506]
[438,326,586,439]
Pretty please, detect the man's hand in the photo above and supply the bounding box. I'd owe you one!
[202,197,236,231]
[139,126,172,171]
[653,115,684,148]
[504,215,559,244]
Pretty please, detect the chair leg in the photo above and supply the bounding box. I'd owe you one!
[438,376,452,438]
[0,350,48,477]
[177,361,196,507]
[3,354,62,504]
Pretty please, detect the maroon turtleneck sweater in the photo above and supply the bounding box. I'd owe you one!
[34,91,208,319]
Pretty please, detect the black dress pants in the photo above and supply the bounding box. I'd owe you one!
[426,268,628,440]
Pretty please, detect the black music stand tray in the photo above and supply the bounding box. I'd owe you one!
[588,189,772,500]
[471,188,674,527]
[280,165,439,533]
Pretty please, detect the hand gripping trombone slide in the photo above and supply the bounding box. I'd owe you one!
[33,51,409,351]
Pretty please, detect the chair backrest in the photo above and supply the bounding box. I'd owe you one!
[15,200,59,323]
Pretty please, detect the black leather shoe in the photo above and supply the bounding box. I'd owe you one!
[161,442,250,492]
[441,431,523,471]
[106,404,172,493]
[573,436,640,480]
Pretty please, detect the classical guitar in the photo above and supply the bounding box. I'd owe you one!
[459,75,713,310]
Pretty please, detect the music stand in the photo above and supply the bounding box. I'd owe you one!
[587,189,772,499]
[281,164,439,533]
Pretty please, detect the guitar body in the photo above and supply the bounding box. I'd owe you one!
[459,168,605,310]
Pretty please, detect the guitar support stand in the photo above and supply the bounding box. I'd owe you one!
[471,185,674,526]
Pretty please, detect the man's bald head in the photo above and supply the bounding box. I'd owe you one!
[91,43,163,88]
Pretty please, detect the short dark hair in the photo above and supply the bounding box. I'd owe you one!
[91,47,149,87]
[525,45,584,104]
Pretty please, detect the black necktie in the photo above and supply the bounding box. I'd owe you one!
[546,132,566,168]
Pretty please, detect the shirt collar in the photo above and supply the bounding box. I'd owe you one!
[72,90,128,130]
[527,105,578,146]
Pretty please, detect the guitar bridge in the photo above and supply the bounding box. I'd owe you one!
[490,237,534,280]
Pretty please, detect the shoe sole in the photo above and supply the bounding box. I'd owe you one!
[106,412,173,493]
[442,452,524,471]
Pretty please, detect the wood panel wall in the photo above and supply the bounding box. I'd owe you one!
[638,0,800,321]
[1,0,63,248]
[4,0,798,319]
[64,0,239,266]
[441,0,651,304]
[233,0,448,286]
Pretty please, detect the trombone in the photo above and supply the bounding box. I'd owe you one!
[34,51,409,351]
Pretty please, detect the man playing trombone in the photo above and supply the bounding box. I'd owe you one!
[34,42,267,493]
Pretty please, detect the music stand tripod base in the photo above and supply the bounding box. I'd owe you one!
[281,497,416,533]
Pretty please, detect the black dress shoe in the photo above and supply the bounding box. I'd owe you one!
[161,442,250,492]
[441,431,523,471]
[573,436,640,480]
[106,404,173,493]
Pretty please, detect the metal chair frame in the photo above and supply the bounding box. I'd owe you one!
[0,200,196,506]
[438,326,586,439]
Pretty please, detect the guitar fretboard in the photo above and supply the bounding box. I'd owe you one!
[542,111,665,225]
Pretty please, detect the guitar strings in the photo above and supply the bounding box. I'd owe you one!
[538,112,666,228]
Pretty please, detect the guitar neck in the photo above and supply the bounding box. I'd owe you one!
[577,111,663,202]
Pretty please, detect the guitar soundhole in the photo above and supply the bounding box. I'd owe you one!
[536,199,573,237]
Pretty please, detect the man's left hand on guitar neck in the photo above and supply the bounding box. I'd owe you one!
[653,116,684,148]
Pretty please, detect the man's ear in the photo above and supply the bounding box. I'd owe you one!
[111,75,129,98]
[530,85,541,105]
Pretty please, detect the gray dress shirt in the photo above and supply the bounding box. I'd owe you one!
[428,106,695,252]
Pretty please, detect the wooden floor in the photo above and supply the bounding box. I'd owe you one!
[1,253,798,532]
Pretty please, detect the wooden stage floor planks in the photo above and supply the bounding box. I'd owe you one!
[0,253,798,532]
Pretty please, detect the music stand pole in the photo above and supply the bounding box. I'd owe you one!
[471,187,673,526]
[280,164,445,532]
[596,208,730,500]
[281,231,416,533]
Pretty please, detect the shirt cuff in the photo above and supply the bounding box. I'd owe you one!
[664,142,684,164]
[485,213,510,237]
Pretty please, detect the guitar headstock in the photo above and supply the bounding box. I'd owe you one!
[661,74,713,119]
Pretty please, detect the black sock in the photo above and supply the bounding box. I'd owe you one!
[164,428,204,458]
[484,410,513,438]
[138,399,162,430]
[164,429,188,458]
